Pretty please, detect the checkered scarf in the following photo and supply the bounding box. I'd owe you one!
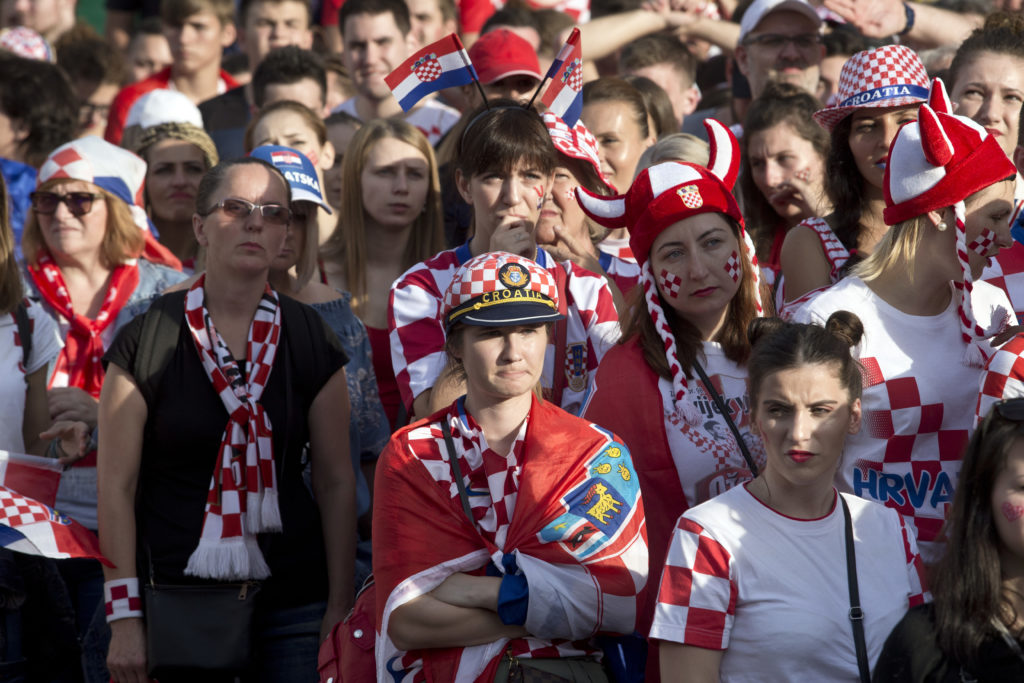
[182,274,282,580]
[27,252,139,398]
[641,261,702,426]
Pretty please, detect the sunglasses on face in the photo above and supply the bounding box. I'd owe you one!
[29,191,103,216]
[206,197,292,227]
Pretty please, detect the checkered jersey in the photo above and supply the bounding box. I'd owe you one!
[598,251,641,295]
[651,487,928,680]
[389,246,621,415]
[981,241,1024,325]
[597,236,635,262]
[977,333,1024,426]
[796,276,1013,563]
[776,217,851,320]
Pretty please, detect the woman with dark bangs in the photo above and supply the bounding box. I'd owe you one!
[874,399,1024,681]
[389,101,620,422]
[580,122,767,672]
[779,45,928,316]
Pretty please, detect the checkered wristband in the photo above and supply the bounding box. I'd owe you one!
[104,578,143,623]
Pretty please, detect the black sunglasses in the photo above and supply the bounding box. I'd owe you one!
[993,398,1024,421]
[30,191,104,217]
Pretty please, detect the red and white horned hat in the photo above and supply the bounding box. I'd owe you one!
[884,78,1016,367]
[575,119,761,424]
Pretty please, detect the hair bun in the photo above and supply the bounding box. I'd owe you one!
[825,310,864,348]
[747,316,787,347]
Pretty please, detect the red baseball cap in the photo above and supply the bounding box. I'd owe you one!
[468,28,542,85]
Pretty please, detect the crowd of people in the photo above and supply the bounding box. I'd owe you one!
[5,0,1024,680]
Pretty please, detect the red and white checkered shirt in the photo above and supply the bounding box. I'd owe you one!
[776,217,851,320]
[389,245,621,416]
[795,276,1012,562]
[651,486,927,680]
[977,332,1024,426]
[981,241,1024,325]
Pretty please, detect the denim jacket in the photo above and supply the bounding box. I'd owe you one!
[312,292,390,517]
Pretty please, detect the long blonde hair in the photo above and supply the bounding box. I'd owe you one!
[320,119,444,316]
[0,174,22,315]
[853,214,931,283]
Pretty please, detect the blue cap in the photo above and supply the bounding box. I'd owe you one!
[249,145,332,215]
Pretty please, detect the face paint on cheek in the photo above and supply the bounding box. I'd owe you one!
[566,186,576,202]
[1003,501,1024,523]
[533,185,545,210]
[794,167,811,182]
[659,269,682,298]
[725,251,740,283]
[967,228,997,256]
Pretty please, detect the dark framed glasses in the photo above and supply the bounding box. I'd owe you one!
[207,198,292,227]
[29,191,103,217]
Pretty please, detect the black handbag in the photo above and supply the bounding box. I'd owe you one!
[144,572,261,675]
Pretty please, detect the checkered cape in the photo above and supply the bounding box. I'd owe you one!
[27,253,140,398]
[373,396,647,682]
[388,246,620,416]
[182,276,282,580]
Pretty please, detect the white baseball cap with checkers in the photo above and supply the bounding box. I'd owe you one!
[443,252,564,331]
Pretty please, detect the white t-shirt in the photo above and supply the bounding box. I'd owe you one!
[0,301,62,452]
[662,342,765,507]
[651,485,928,682]
[795,275,1012,562]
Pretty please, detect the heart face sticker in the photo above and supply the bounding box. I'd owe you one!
[1002,501,1024,522]
[725,251,740,283]
[659,269,682,298]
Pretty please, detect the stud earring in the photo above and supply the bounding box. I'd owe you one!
[936,221,948,232]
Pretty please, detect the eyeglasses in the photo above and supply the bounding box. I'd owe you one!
[742,33,823,51]
[79,102,111,122]
[205,198,292,227]
[29,191,104,216]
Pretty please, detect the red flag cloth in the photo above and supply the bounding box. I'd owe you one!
[0,452,110,564]
[373,396,647,682]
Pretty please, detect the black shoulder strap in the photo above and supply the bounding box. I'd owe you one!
[692,360,759,477]
[14,300,32,379]
[841,495,871,683]
[440,418,475,527]
[278,294,328,384]
[135,290,187,407]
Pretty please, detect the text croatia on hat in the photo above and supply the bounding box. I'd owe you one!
[443,252,564,331]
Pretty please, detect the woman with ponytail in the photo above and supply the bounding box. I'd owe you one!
[795,79,1017,565]
[579,120,766,668]
[653,313,928,681]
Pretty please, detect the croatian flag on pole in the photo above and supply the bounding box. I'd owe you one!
[385,34,478,112]
[0,451,109,564]
[540,28,584,127]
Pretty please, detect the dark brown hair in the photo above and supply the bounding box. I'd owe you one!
[456,100,556,179]
[624,75,677,138]
[582,77,650,140]
[0,174,21,315]
[745,311,864,411]
[932,402,1024,666]
[739,81,829,262]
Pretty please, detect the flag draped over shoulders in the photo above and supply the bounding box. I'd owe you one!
[373,396,647,682]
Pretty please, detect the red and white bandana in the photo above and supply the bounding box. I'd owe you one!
[183,275,282,580]
[27,252,139,398]
[542,112,616,194]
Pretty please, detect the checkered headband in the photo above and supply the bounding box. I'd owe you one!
[443,251,564,331]
[37,136,182,269]
[885,79,1017,367]
[813,45,929,132]
[542,112,616,194]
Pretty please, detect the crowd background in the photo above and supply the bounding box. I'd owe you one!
[6,0,1024,680]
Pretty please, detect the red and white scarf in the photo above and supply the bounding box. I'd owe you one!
[27,252,139,398]
[183,274,282,580]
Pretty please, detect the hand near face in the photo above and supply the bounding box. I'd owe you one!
[766,166,828,222]
[489,214,537,258]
